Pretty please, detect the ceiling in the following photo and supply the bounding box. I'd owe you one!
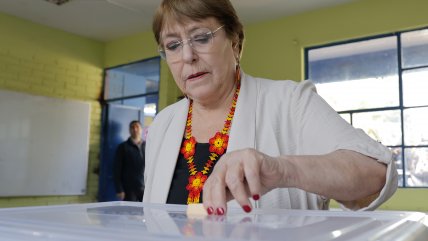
[0,0,358,42]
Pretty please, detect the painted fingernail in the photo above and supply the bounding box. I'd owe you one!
[243,205,252,213]
[216,207,225,215]
[207,207,214,215]
[253,194,260,200]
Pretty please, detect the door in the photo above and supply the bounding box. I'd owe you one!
[98,104,142,201]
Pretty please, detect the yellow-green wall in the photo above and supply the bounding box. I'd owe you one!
[1,0,427,211]
[0,13,104,207]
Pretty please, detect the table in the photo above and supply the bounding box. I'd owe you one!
[0,201,426,241]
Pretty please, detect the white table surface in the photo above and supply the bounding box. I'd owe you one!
[0,201,426,241]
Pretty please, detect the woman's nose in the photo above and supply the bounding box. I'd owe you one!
[181,43,197,63]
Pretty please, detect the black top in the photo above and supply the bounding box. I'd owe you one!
[167,141,220,204]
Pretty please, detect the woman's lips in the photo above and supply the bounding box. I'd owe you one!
[187,72,208,80]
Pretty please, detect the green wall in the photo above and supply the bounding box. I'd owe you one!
[0,13,104,207]
[0,0,427,211]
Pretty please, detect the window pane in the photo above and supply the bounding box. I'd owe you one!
[308,37,399,111]
[391,148,403,187]
[401,29,428,69]
[402,68,428,107]
[405,147,428,187]
[123,97,146,108]
[144,95,158,117]
[119,96,158,130]
[352,110,401,146]
[143,103,156,129]
[404,107,428,146]
[123,95,158,114]
[105,58,160,99]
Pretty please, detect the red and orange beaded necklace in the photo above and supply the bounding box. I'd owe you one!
[180,76,241,204]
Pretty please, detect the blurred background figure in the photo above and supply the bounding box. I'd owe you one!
[114,120,145,201]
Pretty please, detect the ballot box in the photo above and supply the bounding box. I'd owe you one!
[0,201,426,241]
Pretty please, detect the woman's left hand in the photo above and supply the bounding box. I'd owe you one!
[202,148,294,215]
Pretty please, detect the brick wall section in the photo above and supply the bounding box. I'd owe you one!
[0,49,103,207]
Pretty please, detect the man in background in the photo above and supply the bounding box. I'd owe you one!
[113,120,145,201]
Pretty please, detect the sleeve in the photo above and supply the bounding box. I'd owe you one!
[113,143,124,193]
[291,80,398,210]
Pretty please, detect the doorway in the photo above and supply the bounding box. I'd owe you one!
[98,57,160,201]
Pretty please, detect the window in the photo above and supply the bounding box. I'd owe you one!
[306,28,428,187]
[104,57,160,128]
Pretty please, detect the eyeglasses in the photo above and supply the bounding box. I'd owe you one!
[158,25,224,61]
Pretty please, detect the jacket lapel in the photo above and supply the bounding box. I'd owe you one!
[151,100,189,203]
[228,72,258,151]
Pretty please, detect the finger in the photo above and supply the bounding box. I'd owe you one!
[203,161,227,215]
[202,174,214,215]
[243,150,262,201]
[224,156,252,213]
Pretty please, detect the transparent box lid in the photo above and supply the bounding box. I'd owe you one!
[0,201,426,241]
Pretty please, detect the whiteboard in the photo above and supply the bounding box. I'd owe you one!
[0,89,90,196]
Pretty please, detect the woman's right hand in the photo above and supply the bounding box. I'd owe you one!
[202,148,294,215]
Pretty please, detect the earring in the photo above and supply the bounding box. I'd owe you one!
[235,62,241,84]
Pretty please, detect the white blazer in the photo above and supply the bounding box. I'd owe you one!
[143,71,397,210]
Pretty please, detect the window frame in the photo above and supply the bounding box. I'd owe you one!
[304,27,428,188]
[102,56,161,108]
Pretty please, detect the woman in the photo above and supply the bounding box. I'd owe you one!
[144,0,397,215]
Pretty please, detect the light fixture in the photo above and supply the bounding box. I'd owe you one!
[44,0,72,6]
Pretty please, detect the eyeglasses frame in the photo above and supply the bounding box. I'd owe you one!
[158,25,225,60]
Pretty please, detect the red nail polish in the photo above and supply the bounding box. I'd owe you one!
[253,194,260,200]
[207,207,214,215]
[243,205,252,213]
[216,207,225,215]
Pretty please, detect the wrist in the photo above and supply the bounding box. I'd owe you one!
[277,155,299,188]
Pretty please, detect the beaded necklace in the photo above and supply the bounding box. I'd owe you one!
[180,80,241,204]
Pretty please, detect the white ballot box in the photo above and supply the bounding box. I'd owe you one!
[0,201,426,241]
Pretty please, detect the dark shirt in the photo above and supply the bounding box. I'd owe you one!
[113,138,145,193]
[167,141,219,204]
